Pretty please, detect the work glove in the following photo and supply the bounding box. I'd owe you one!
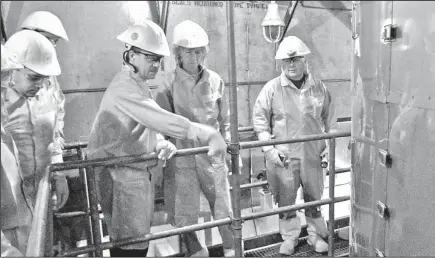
[155,139,177,161]
[52,174,69,211]
[320,148,328,169]
[187,122,227,160]
[265,148,285,167]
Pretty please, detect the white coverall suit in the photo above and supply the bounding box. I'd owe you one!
[159,66,234,255]
[3,77,66,208]
[253,72,337,243]
[1,123,33,255]
[87,66,195,250]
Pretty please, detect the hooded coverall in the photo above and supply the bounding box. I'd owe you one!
[3,77,66,208]
[253,72,337,243]
[1,124,33,254]
[159,66,234,255]
[87,66,194,250]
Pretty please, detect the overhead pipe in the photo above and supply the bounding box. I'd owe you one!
[278,0,299,44]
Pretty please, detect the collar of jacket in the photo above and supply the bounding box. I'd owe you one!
[175,65,209,85]
[279,71,316,92]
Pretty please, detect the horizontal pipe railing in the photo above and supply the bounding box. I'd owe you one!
[62,79,351,95]
[58,195,349,257]
[46,131,351,256]
[54,166,351,220]
[52,131,351,172]
[62,119,351,150]
[240,131,351,150]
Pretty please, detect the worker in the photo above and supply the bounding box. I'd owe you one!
[253,36,337,255]
[1,44,35,255]
[158,20,236,257]
[3,30,67,212]
[86,21,228,257]
[20,10,69,205]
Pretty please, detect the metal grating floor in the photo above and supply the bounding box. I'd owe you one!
[245,227,349,257]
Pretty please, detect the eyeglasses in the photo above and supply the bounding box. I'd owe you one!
[26,73,48,83]
[136,51,163,63]
[282,56,304,64]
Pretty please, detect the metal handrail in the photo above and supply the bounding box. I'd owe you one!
[25,167,53,257]
[41,130,350,257]
[58,196,350,257]
[53,166,351,220]
[53,131,350,172]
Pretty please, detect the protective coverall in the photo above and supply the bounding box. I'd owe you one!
[253,72,337,245]
[87,66,194,250]
[159,66,234,255]
[1,123,33,254]
[3,77,66,208]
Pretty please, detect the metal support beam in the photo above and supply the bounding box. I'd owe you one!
[86,166,103,257]
[278,0,299,44]
[226,1,243,256]
[328,138,336,256]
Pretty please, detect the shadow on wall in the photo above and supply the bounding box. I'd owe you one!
[63,49,121,142]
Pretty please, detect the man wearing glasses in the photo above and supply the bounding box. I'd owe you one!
[87,21,228,257]
[253,36,337,255]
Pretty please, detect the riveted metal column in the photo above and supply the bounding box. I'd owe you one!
[328,138,336,256]
[226,1,243,256]
[86,166,103,257]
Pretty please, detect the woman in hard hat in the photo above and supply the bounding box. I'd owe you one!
[157,20,236,257]
[86,21,228,257]
[3,30,68,215]
[253,36,337,255]
[1,41,52,255]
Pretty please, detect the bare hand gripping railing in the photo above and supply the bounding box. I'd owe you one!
[28,131,350,257]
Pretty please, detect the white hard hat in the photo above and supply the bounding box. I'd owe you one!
[5,30,61,76]
[172,20,209,48]
[275,36,311,60]
[117,21,170,57]
[1,44,24,71]
[21,11,69,41]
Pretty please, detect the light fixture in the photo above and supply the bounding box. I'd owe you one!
[262,1,285,43]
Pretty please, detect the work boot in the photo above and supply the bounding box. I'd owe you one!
[278,217,301,255]
[223,248,235,257]
[306,216,329,253]
[307,234,328,253]
[338,227,349,240]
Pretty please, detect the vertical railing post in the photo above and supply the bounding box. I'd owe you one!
[328,138,336,256]
[226,1,243,256]
[86,166,103,257]
[45,173,55,256]
[77,148,94,256]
